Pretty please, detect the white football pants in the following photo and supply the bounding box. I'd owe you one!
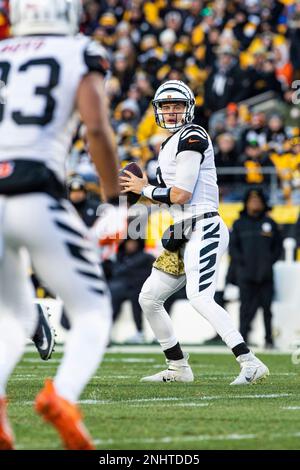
[0,193,111,401]
[139,215,244,351]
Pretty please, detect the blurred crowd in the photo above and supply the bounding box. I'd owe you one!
[2,0,300,202]
[73,0,300,205]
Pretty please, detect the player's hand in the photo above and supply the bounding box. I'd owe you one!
[120,170,148,195]
[89,203,128,246]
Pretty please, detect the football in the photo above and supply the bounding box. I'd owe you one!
[119,162,143,205]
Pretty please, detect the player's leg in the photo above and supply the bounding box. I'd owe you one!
[185,216,269,385]
[9,194,111,449]
[139,268,193,382]
[139,268,186,351]
[0,234,38,449]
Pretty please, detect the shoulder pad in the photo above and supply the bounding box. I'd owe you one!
[176,125,209,156]
[84,40,110,76]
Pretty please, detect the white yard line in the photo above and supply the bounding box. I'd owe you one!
[15,431,300,449]
[201,393,292,400]
[93,431,300,447]
[21,357,156,364]
[104,358,156,363]
[19,392,292,407]
[129,402,210,408]
[94,433,257,446]
[93,375,136,379]
[22,358,61,364]
[25,344,293,355]
[282,406,300,410]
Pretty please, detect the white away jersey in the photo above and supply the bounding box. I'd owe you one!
[157,124,219,222]
[0,35,108,182]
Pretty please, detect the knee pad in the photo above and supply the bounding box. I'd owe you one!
[139,292,163,316]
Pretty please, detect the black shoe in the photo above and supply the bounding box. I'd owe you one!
[264,341,275,350]
[202,335,223,346]
[32,304,56,361]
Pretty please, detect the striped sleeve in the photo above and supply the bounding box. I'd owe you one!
[176,125,209,160]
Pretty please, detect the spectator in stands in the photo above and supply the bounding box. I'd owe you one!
[183,0,203,35]
[239,111,267,153]
[106,75,122,108]
[204,26,221,69]
[47,0,300,204]
[134,72,154,115]
[222,103,246,141]
[108,238,155,343]
[215,133,240,200]
[265,113,287,153]
[246,50,282,98]
[113,98,140,133]
[278,87,300,128]
[112,51,134,95]
[289,2,300,78]
[295,214,300,251]
[116,123,137,163]
[204,45,249,113]
[67,175,100,228]
[242,140,274,187]
[229,188,282,348]
[270,135,300,204]
[0,3,9,39]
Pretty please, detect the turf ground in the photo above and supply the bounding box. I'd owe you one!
[7,350,300,450]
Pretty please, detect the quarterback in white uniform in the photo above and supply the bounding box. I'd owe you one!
[0,0,120,450]
[121,80,269,385]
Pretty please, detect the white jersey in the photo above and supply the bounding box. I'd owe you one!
[157,124,219,222]
[0,34,107,183]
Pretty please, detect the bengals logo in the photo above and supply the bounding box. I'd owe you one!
[0,162,14,179]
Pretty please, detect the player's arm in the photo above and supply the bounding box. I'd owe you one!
[170,128,209,203]
[121,128,208,205]
[120,163,195,205]
[76,44,120,202]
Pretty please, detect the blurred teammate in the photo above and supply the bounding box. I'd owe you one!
[0,0,119,450]
[121,80,269,385]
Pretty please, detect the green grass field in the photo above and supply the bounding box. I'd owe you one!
[7,350,300,450]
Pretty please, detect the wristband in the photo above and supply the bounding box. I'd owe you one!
[152,187,172,204]
[142,184,155,199]
[142,185,172,204]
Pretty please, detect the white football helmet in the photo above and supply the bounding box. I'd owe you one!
[10,0,82,36]
[152,80,195,132]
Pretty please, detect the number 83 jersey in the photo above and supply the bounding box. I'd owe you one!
[0,35,108,182]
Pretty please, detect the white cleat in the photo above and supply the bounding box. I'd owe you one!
[230,352,269,386]
[140,353,194,383]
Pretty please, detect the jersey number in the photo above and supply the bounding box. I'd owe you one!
[0,58,60,126]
